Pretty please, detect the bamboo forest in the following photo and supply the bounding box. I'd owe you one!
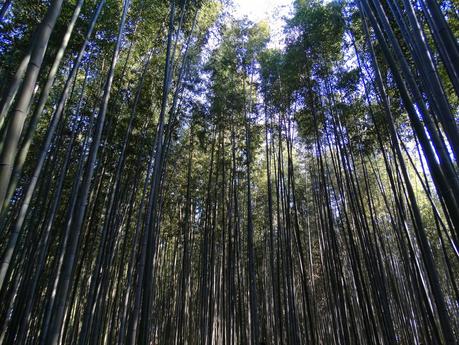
[0,0,459,344]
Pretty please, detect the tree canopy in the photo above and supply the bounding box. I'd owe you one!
[0,0,458,344]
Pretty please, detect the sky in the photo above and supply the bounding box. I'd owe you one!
[233,0,294,47]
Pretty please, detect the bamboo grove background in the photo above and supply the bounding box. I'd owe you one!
[0,0,458,344]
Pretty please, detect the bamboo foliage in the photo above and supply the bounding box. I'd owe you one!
[0,0,457,344]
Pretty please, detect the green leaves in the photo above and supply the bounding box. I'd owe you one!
[286,0,344,74]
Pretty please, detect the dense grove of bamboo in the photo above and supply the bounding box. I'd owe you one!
[0,0,458,344]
